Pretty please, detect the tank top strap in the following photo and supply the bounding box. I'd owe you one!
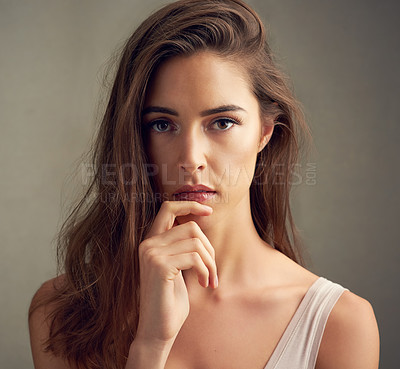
[264,277,349,369]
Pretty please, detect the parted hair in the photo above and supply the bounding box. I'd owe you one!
[30,0,310,368]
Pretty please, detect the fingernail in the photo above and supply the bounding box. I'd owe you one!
[214,275,218,288]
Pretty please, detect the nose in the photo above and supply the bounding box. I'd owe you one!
[177,128,207,175]
[180,161,206,175]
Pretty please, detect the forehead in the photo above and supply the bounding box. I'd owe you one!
[145,52,256,110]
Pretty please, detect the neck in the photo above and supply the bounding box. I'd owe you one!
[182,194,275,295]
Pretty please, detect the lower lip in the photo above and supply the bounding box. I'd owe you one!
[173,191,216,203]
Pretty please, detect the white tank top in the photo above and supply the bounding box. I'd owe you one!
[263,277,349,369]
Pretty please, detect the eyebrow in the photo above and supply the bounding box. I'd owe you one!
[141,104,246,117]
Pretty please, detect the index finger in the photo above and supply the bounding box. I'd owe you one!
[147,201,213,238]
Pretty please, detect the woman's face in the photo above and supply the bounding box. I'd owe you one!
[142,51,274,225]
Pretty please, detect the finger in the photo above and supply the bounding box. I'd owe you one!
[151,238,217,285]
[148,201,213,238]
[166,252,210,288]
[155,222,216,261]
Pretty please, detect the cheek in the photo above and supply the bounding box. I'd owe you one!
[146,141,166,182]
[147,139,181,191]
[147,139,172,165]
[213,135,259,188]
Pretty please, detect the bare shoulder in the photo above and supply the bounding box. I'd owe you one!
[29,275,71,369]
[315,288,380,369]
[29,275,66,318]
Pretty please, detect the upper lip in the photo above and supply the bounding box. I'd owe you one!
[173,184,216,195]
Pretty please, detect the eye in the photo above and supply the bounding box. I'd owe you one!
[149,119,173,132]
[211,118,239,131]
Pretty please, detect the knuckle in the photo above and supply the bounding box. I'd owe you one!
[191,253,206,273]
[140,238,150,247]
[140,244,158,262]
[190,237,202,250]
[190,251,200,262]
[149,254,164,268]
[144,247,157,260]
[187,221,199,233]
[138,239,150,254]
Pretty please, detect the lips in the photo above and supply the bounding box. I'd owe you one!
[173,184,216,203]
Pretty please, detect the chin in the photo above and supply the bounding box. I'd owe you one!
[175,213,214,229]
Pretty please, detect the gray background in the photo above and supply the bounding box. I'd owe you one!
[1,0,398,367]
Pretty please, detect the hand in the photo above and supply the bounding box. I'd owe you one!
[135,201,218,346]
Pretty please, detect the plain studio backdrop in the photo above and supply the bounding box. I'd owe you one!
[1,0,398,367]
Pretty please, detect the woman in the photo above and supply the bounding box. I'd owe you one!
[29,0,380,368]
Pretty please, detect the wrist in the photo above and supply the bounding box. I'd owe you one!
[125,337,175,369]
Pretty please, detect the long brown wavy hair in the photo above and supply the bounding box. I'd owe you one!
[30,0,311,368]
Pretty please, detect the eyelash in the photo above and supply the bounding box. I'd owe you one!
[146,116,243,133]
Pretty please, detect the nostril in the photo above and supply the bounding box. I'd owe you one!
[180,162,206,172]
